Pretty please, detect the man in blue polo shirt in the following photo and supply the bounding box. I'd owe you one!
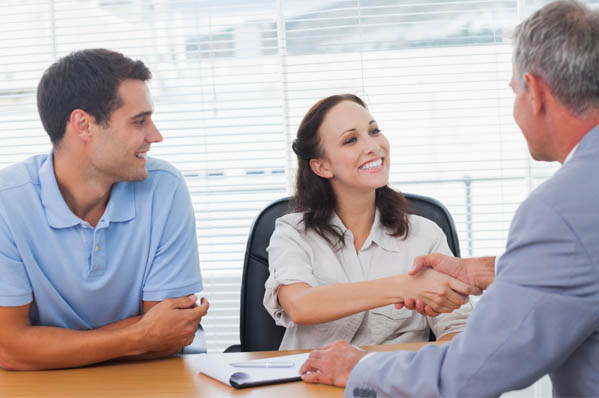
[0,49,209,370]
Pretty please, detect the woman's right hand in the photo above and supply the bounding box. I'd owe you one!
[400,268,480,314]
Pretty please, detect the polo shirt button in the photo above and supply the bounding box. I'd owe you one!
[95,245,100,252]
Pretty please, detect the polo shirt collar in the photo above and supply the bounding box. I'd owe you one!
[105,182,136,223]
[330,209,401,252]
[40,151,136,228]
[40,152,80,228]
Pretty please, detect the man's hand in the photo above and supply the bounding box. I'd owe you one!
[300,340,368,387]
[135,295,209,353]
[410,253,470,284]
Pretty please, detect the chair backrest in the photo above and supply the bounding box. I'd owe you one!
[403,193,460,257]
[238,194,460,352]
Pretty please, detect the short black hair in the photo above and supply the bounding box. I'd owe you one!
[36,49,152,144]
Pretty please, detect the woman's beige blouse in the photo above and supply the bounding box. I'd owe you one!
[263,210,472,350]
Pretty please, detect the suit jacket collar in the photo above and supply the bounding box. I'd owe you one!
[571,125,599,161]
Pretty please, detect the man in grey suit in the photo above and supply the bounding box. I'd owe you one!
[299,1,599,397]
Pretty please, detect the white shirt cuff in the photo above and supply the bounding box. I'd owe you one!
[358,351,377,364]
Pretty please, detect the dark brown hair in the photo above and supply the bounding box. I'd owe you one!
[37,49,151,144]
[291,94,411,248]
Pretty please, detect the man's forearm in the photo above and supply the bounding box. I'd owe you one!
[0,296,206,370]
[1,319,148,370]
[97,315,142,331]
[466,256,495,290]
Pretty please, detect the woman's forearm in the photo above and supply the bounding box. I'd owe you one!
[279,276,407,325]
[279,266,475,325]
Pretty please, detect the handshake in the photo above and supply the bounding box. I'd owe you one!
[397,253,496,317]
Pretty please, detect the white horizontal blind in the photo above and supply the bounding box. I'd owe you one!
[1,0,594,357]
[280,0,556,260]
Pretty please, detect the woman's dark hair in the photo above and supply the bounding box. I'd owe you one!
[291,94,411,248]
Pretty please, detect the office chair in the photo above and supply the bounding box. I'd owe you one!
[225,193,460,352]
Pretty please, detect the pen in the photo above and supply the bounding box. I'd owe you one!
[229,361,295,368]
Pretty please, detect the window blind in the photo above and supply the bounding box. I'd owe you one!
[1,1,594,362]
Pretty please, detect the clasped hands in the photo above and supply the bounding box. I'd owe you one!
[300,253,484,387]
[395,253,482,317]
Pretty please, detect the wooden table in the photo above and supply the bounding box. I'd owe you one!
[0,341,447,397]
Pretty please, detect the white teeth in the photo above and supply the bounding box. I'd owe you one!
[360,158,382,170]
[135,152,147,159]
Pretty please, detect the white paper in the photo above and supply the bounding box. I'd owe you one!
[197,352,310,387]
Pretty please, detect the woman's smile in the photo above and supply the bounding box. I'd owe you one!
[358,157,384,172]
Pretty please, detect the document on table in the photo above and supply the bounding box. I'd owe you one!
[197,352,310,389]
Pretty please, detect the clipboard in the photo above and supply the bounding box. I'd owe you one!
[197,352,309,389]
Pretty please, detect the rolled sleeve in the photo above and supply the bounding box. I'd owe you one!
[263,218,319,328]
[428,300,472,338]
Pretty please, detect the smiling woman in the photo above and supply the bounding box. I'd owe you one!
[263,94,480,350]
[291,94,409,249]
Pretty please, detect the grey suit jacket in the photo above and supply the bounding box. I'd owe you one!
[346,126,599,398]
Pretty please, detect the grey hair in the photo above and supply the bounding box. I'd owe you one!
[513,0,599,115]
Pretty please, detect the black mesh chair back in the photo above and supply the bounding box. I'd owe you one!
[235,193,460,352]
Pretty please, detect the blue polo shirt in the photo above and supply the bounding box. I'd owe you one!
[0,153,203,329]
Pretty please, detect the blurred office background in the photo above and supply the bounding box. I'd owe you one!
[2,1,596,395]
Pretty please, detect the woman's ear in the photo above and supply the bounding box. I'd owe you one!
[309,158,333,179]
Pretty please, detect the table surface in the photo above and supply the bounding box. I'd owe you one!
[0,341,447,397]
